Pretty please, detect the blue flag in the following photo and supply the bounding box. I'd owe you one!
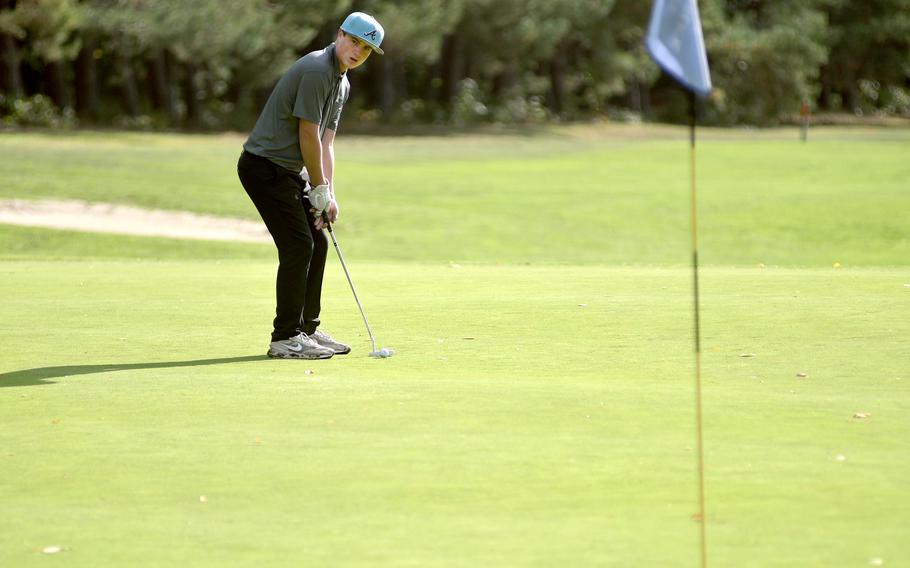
[646,0,712,98]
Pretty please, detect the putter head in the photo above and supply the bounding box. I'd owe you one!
[369,348,395,358]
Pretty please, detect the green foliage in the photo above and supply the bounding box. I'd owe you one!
[447,78,553,126]
[83,0,298,96]
[701,0,831,124]
[0,93,76,127]
[1,0,908,127]
[3,0,82,63]
[856,82,910,118]
[452,0,621,116]
[824,0,910,116]
[491,94,550,124]
[450,78,489,126]
[575,0,652,109]
[360,0,460,63]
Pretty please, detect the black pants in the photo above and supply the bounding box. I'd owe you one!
[237,150,328,341]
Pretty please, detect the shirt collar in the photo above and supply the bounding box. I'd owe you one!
[327,44,347,78]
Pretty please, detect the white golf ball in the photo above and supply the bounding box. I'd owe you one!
[380,348,391,357]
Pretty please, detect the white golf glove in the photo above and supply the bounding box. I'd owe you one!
[308,183,333,215]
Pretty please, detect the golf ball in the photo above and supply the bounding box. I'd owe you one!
[369,347,395,358]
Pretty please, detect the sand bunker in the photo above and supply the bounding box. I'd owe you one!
[0,199,271,244]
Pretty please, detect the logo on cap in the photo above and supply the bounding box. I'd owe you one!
[364,30,377,40]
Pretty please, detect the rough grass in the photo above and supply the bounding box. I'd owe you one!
[1,125,908,266]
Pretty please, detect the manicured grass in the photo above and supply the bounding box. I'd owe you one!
[1,125,908,566]
[1,260,907,567]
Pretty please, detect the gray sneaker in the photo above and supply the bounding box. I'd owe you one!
[308,330,351,355]
[268,333,334,359]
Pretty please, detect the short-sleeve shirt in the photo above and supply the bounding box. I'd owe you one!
[243,44,350,172]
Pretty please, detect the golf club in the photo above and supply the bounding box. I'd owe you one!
[324,219,394,358]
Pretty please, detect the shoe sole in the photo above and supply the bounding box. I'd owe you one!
[267,350,334,360]
[310,339,351,355]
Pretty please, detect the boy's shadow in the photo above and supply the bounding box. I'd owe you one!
[0,356,268,388]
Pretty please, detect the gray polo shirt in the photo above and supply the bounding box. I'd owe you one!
[243,44,350,171]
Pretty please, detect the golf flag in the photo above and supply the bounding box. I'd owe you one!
[646,0,712,97]
[647,3,712,566]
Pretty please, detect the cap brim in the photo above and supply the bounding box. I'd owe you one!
[366,41,384,55]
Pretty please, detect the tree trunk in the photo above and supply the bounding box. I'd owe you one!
[182,61,200,127]
[547,52,566,116]
[438,33,464,106]
[380,54,401,117]
[421,62,437,103]
[75,37,99,120]
[114,51,140,116]
[491,68,515,99]
[842,67,858,112]
[818,65,831,111]
[0,32,23,97]
[43,60,70,109]
[629,79,642,115]
[358,51,381,110]
[639,81,651,120]
[163,49,180,122]
[146,52,167,109]
[146,49,178,124]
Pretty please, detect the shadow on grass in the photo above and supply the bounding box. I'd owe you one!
[0,355,268,388]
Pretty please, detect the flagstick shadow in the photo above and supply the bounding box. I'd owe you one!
[0,355,268,388]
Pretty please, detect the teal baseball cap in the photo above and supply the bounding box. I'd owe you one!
[340,12,385,55]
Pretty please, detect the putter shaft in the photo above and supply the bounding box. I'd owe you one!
[325,221,377,353]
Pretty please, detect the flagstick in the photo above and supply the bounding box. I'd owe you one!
[689,90,708,568]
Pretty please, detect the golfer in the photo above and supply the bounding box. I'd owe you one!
[237,12,384,359]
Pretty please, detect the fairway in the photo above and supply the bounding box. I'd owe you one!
[1,126,908,567]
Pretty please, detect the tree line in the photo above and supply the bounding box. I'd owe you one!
[1,0,908,130]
